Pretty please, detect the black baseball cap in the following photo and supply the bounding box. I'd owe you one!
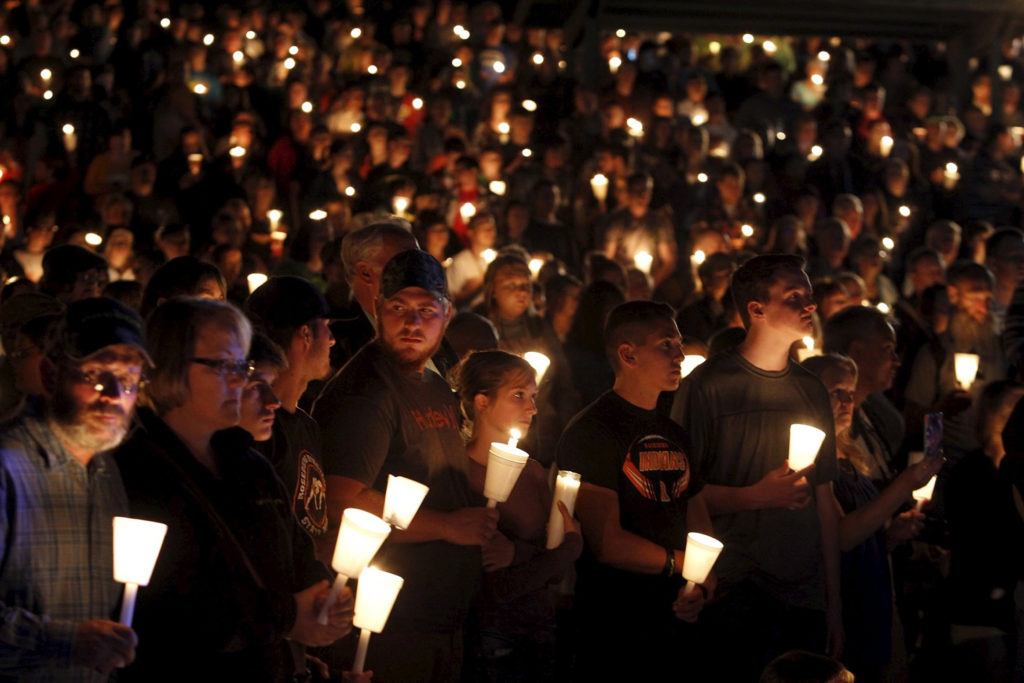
[379,249,449,301]
[61,297,150,364]
[245,276,331,330]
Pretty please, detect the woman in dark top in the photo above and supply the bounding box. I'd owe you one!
[803,353,941,682]
[113,298,352,681]
[453,350,582,682]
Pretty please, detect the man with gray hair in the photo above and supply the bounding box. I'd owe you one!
[330,221,417,370]
[0,297,149,679]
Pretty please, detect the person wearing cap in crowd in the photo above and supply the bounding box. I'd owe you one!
[0,293,65,423]
[39,245,110,305]
[246,276,335,560]
[0,297,148,679]
[313,249,499,681]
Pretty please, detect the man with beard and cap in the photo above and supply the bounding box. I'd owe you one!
[0,297,148,680]
[313,249,498,681]
[905,261,1008,463]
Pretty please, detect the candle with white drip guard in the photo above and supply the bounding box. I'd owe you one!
[546,470,581,548]
[318,509,391,624]
[113,517,168,626]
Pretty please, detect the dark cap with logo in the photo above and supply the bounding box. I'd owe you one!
[60,297,150,363]
[245,275,331,330]
[379,249,449,301]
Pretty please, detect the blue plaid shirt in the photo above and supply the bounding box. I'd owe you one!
[0,414,127,681]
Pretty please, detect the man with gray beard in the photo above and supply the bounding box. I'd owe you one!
[0,298,148,681]
[905,262,1007,462]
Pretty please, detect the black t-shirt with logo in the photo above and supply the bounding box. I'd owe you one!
[253,408,329,539]
[556,390,703,627]
[313,341,482,634]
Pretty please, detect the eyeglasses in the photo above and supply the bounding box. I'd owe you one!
[190,357,255,380]
[71,368,144,396]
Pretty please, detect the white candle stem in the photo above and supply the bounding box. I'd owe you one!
[317,573,348,625]
[915,499,926,512]
[683,579,697,597]
[119,583,138,626]
[486,499,497,509]
[353,628,372,673]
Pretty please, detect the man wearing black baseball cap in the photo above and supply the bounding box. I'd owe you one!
[313,249,497,680]
[0,297,148,678]
[246,276,335,557]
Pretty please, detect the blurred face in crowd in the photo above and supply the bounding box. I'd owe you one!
[848,323,899,395]
[716,173,742,206]
[377,287,450,371]
[51,345,144,455]
[10,332,46,395]
[990,235,1024,289]
[238,363,281,441]
[474,369,538,440]
[909,254,945,294]
[479,150,502,179]
[949,277,994,325]
[492,266,532,320]
[822,366,856,433]
[67,268,109,303]
[468,217,497,251]
[818,290,850,320]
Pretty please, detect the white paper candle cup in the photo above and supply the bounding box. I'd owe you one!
[788,424,826,472]
[247,272,268,294]
[320,509,392,624]
[913,475,937,510]
[546,470,582,549]
[954,353,980,390]
[351,567,405,673]
[353,566,405,634]
[484,443,530,506]
[383,475,429,530]
[681,532,724,585]
[524,352,551,384]
[113,517,168,586]
[331,508,392,578]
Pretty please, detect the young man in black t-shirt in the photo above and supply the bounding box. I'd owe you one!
[672,254,843,680]
[246,276,335,559]
[557,301,713,680]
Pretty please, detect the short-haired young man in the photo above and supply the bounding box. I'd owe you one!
[313,249,498,681]
[557,301,713,680]
[672,254,843,679]
[246,276,336,559]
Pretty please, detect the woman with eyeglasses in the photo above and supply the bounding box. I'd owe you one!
[802,353,941,682]
[113,298,353,682]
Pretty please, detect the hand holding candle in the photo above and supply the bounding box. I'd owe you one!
[913,475,937,511]
[681,531,724,596]
[351,567,405,673]
[788,424,826,472]
[318,509,391,624]
[484,437,530,508]
[954,353,980,390]
[113,517,168,626]
[383,475,429,529]
[546,470,581,548]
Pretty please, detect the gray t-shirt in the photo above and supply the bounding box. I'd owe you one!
[671,349,838,610]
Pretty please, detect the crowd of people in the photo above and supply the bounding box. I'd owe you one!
[2,0,1024,681]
